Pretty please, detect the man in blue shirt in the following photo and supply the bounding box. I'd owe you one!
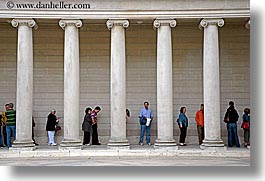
[139,101,153,146]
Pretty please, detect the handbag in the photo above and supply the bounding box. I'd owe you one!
[223,113,229,123]
[55,125,61,131]
[241,121,250,129]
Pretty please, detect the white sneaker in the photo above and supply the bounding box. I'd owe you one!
[147,143,151,146]
[140,143,143,146]
[51,143,57,146]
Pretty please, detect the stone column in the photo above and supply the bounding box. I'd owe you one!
[199,19,225,149]
[153,19,177,149]
[106,19,130,149]
[11,19,37,150]
[59,19,82,149]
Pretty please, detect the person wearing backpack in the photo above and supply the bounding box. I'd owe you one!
[82,107,92,146]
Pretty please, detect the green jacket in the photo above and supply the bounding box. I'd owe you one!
[5,109,16,126]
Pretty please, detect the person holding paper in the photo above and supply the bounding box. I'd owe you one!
[139,101,153,146]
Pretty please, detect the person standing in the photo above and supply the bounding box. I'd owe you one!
[5,103,16,148]
[139,101,153,146]
[1,104,9,147]
[0,114,4,148]
[241,108,250,147]
[82,107,92,146]
[195,104,204,145]
[46,109,58,146]
[32,117,39,146]
[177,107,188,146]
[126,108,130,124]
[224,101,240,148]
[91,106,101,145]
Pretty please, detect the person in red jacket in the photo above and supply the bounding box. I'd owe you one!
[195,104,204,145]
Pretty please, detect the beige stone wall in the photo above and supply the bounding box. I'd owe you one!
[0,20,250,145]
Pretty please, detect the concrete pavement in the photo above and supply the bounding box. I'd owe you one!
[0,144,250,166]
[0,156,250,166]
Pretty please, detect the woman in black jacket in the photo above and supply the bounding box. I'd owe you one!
[82,107,92,146]
[46,110,58,146]
[224,101,240,147]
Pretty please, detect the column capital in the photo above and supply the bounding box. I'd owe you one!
[106,19,129,30]
[59,19,82,30]
[11,19,37,29]
[153,19,177,29]
[199,19,224,29]
[245,19,250,29]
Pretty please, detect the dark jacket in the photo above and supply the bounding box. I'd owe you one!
[82,114,92,132]
[46,113,57,131]
[243,114,250,123]
[224,106,239,123]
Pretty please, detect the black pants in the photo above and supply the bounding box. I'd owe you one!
[179,126,187,144]
[83,131,91,145]
[3,126,7,146]
[92,124,99,145]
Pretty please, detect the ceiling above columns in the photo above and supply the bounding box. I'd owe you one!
[0,0,250,19]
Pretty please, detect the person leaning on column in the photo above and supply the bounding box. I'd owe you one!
[195,104,204,145]
[32,117,39,146]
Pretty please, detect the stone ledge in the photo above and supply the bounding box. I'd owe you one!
[0,145,250,159]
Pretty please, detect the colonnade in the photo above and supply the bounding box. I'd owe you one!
[9,18,250,150]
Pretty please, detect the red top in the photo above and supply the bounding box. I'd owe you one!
[195,110,204,127]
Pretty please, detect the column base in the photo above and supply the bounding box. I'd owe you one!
[59,139,82,150]
[154,140,178,150]
[200,139,226,150]
[107,139,130,150]
[11,140,36,151]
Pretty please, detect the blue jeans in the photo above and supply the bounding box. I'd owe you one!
[6,125,16,148]
[139,124,151,144]
[227,123,240,147]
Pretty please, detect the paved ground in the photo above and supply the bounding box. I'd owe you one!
[0,144,250,166]
[0,156,250,166]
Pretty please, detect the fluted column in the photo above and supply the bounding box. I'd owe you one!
[153,19,177,149]
[199,19,225,149]
[59,19,82,149]
[106,19,130,149]
[11,19,37,150]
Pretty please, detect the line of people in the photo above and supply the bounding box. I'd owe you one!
[0,103,17,148]
[0,103,39,148]
[138,101,250,147]
[45,106,102,146]
[1,101,250,148]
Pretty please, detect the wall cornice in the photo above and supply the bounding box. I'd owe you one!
[0,9,250,19]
